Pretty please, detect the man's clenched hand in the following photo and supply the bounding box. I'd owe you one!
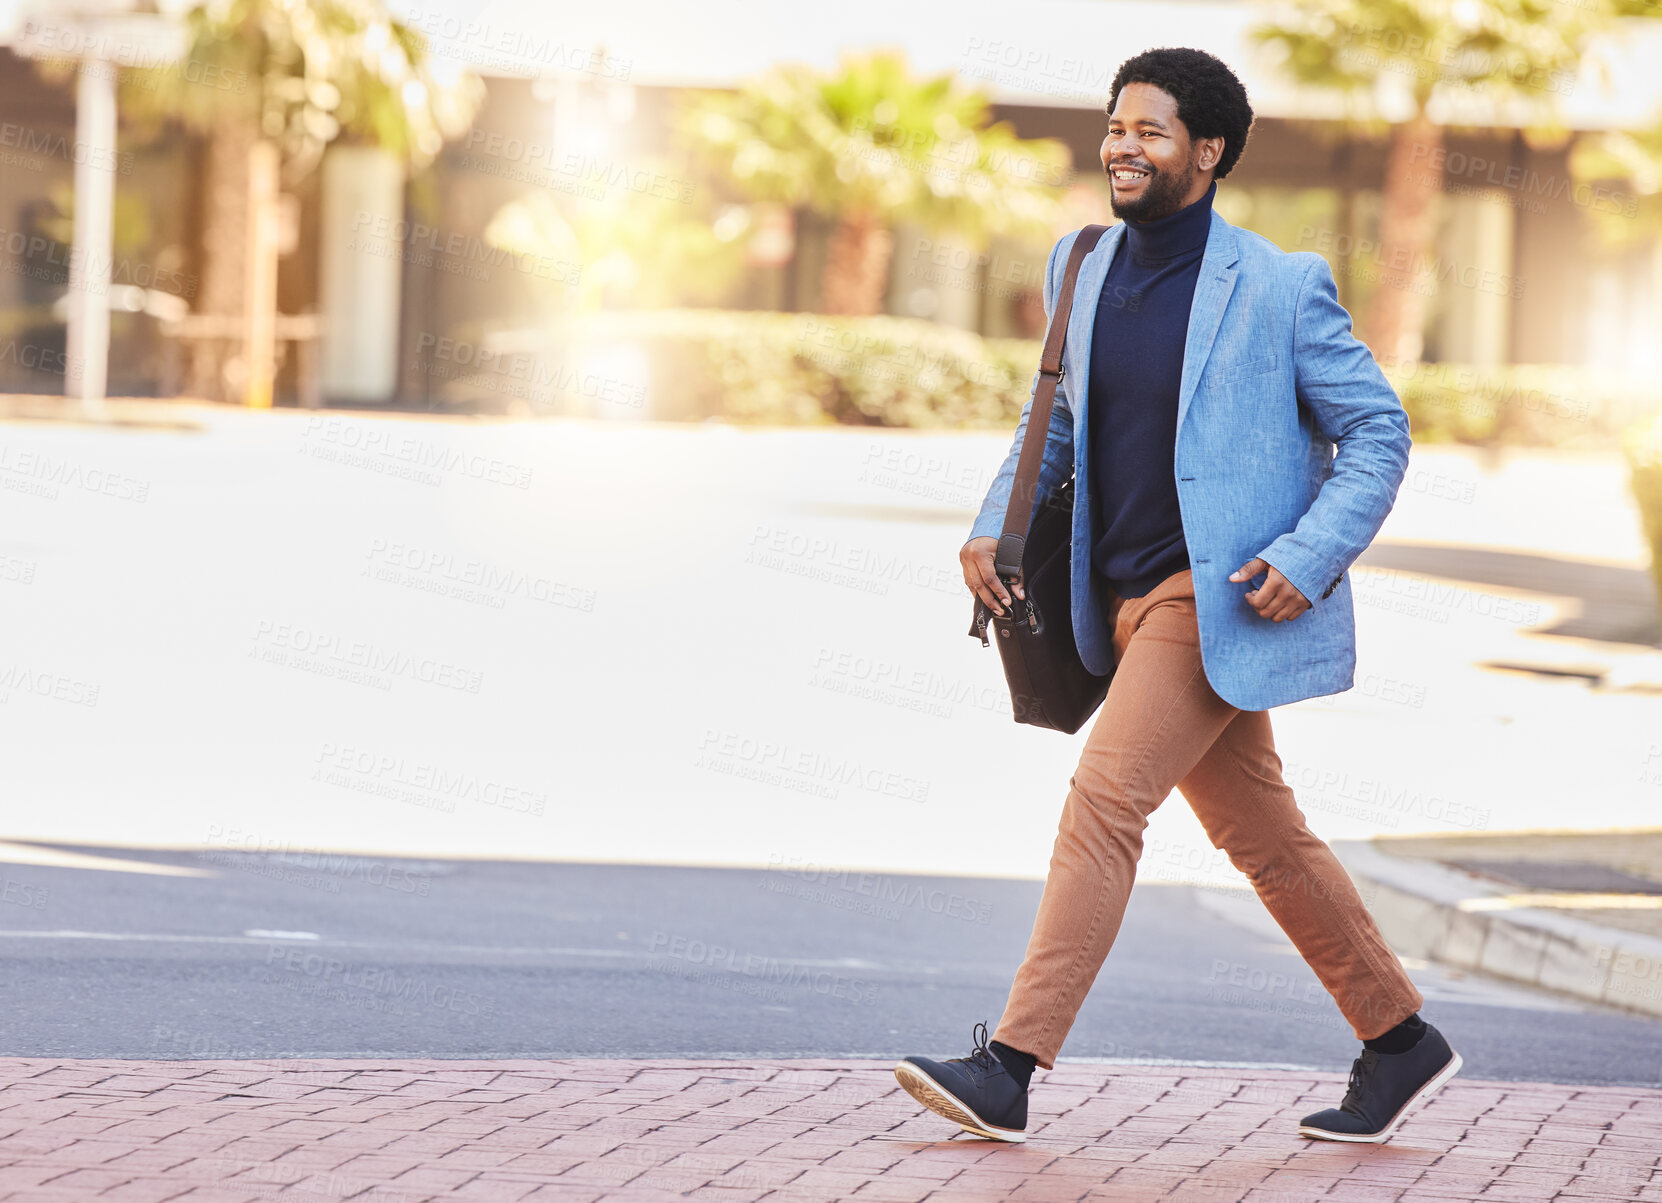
[962,536,1023,616]
[1230,557,1310,622]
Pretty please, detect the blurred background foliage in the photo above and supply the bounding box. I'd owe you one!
[676,51,1070,316]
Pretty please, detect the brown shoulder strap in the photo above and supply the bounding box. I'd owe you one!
[995,223,1110,578]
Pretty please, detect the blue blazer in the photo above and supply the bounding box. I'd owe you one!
[968,211,1412,712]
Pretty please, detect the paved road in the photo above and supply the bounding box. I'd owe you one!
[2,846,1656,1088]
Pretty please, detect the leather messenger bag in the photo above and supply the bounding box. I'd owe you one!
[966,224,1113,735]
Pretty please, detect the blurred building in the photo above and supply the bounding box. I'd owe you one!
[0,1,1658,403]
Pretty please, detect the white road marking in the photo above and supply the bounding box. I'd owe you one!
[0,930,890,970]
[0,930,645,955]
[0,841,214,878]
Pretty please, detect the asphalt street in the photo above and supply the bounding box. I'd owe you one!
[1,845,1657,1089]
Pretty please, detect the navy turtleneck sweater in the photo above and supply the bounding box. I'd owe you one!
[1088,178,1216,598]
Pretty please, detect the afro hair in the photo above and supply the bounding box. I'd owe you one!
[1106,48,1255,180]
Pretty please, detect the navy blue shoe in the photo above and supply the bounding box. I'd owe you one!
[1299,1022,1462,1142]
[894,1022,1028,1142]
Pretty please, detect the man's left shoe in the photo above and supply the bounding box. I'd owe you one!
[1298,1022,1462,1143]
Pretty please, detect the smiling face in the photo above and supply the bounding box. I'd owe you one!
[1100,82,1223,222]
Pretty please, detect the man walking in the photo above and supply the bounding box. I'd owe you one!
[894,47,1460,1145]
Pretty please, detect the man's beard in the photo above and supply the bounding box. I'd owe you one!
[1107,157,1197,222]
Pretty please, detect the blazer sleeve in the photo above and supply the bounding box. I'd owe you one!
[1253,254,1412,607]
[965,232,1079,546]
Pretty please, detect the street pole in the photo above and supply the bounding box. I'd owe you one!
[244,140,280,408]
[65,57,115,418]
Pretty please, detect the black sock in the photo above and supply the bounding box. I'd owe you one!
[1363,1012,1426,1056]
[989,1039,1036,1090]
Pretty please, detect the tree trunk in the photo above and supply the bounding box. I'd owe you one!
[1334,138,1355,313]
[1365,112,1442,367]
[820,210,893,316]
[186,115,256,402]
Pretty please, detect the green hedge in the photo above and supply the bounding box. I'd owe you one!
[519,310,1653,446]
[1625,414,1662,611]
[1382,362,1654,448]
[539,309,1037,428]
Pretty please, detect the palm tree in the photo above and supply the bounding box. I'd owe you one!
[681,51,1072,316]
[120,0,482,402]
[1252,0,1606,366]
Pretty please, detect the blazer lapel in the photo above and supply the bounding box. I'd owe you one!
[1066,222,1123,451]
[1176,211,1241,438]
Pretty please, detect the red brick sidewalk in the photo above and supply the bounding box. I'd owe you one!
[0,1058,1658,1202]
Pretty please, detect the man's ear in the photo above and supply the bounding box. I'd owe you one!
[1197,136,1224,173]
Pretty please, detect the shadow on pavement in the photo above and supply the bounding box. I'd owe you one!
[1358,541,1661,647]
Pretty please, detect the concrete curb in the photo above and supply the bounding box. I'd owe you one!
[1334,838,1662,1019]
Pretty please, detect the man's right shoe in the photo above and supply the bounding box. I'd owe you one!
[1298,1021,1463,1143]
[893,1021,1028,1142]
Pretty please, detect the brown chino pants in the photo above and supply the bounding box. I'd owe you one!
[993,567,1423,1069]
